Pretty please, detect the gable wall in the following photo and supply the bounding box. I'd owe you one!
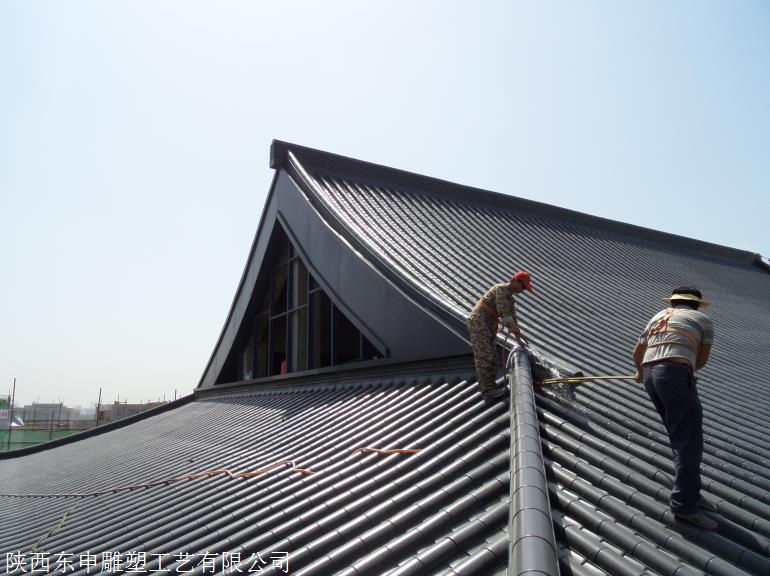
[197,170,469,390]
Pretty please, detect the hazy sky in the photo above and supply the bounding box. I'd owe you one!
[2,1,768,407]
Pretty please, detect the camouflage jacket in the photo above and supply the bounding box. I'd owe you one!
[471,282,517,324]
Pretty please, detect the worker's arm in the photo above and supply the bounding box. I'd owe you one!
[506,320,528,347]
[633,342,646,383]
[496,284,528,346]
[696,318,714,371]
[696,344,711,370]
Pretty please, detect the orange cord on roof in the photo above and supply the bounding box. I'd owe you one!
[175,460,315,481]
[1,460,315,498]
[5,450,422,499]
[240,460,315,477]
[353,448,420,455]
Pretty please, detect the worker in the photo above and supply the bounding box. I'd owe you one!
[633,286,717,529]
[467,271,533,400]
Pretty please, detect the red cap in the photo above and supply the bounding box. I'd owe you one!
[512,271,533,292]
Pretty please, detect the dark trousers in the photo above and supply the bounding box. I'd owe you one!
[643,362,703,514]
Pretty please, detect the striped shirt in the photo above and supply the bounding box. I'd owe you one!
[639,306,713,370]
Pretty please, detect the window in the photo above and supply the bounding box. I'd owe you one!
[309,290,332,369]
[239,345,253,381]
[290,258,308,308]
[334,306,361,364]
[271,264,289,314]
[269,316,287,375]
[254,315,269,378]
[289,308,308,371]
[232,227,382,382]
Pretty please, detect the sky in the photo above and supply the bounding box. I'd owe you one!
[1,1,768,408]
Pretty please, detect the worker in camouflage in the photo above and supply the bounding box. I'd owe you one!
[467,271,533,400]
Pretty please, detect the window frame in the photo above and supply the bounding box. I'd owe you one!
[236,232,382,381]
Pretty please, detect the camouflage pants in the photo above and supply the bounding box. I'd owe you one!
[467,311,499,392]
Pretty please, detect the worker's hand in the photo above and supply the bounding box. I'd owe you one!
[634,369,642,383]
[516,334,529,348]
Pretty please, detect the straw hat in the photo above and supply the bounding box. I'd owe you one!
[662,292,710,308]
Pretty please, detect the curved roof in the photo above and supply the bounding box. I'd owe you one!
[2,141,769,575]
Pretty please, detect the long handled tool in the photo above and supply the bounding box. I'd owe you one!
[499,330,637,387]
[539,374,636,386]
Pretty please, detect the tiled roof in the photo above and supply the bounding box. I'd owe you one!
[2,368,517,575]
[2,141,769,575]
[277,142,770,574]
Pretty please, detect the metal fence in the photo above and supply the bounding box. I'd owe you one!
[0,428,91,452]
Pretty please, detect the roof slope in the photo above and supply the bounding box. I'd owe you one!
[2,141,769,575]
[273,142,770,574]
[2,368,519,576]
[278,142,770,427]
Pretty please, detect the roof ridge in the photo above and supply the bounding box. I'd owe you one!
[271,139,767,272]
[508,348,560,575]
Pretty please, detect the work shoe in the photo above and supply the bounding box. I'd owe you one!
[481,387,508,402]
[697,496,719,512]
[673,509,718,530]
